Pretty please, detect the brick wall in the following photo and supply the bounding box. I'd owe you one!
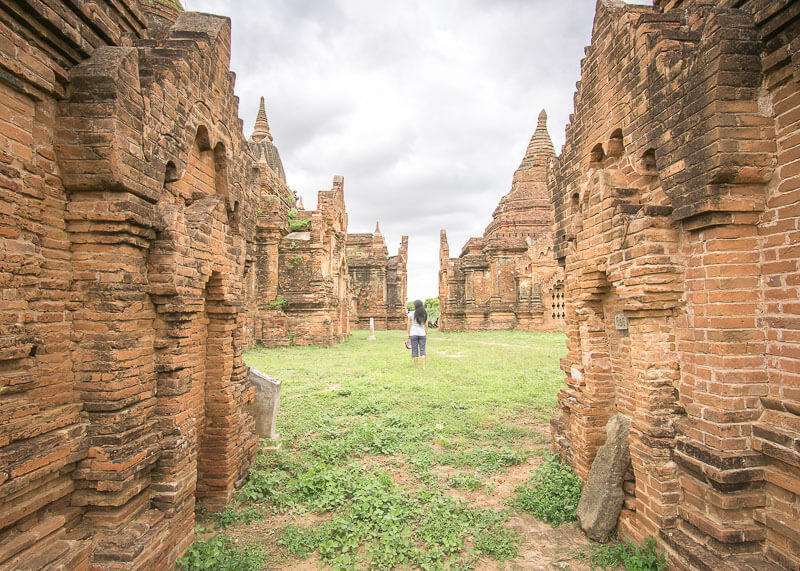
[0,2,290,567]
[253,176,352,347]
[549,0,800,568]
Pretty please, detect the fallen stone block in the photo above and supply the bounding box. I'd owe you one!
[577,414,631,542]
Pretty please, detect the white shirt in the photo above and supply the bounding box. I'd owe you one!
[408,311,427,337]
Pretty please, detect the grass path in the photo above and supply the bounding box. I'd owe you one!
[184,329,595,570]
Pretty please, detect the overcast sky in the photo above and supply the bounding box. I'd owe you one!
[186,0,650,302]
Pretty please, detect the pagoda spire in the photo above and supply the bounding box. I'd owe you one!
[520,109,555,166]
[375,221,382,235]
[251,96,273,143]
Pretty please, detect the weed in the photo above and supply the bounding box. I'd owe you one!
[278,523,325,558]
[268,297,288,309]
[289,217,311,231]
[446,470,483,491]
[194,504,209,520]
[508,453,581,527]
[472,510,521,560]
[438,446,527,474]
[585,534,667,570]
[177,529,268,570]
[214,505,264,529]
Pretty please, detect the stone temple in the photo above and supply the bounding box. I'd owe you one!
[438,110,565,332]
[248,96,286,183]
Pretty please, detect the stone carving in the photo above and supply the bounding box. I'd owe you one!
[576,415,631,542]
[439,111,564,332]
[549,1,800,568]
[346,223,409,330]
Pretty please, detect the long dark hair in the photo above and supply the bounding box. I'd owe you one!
[413,299,427,326]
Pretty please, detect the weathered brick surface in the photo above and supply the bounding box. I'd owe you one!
[550,0,800,567]
[346,224,408,330]
[439,111,564,332]
[0,1,304,568]
[253,176,352,347]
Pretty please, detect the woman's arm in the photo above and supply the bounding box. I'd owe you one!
[425,320,428,336]
[408,316,412,337]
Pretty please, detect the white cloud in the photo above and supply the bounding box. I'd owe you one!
[184,0,619,301]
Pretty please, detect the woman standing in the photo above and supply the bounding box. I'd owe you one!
[408,300,428,371]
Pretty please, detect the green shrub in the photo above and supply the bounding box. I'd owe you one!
[289,218,311,231]
[177,531,268,570]
[507,453,581,526]
[268,297,288,309]
[586,535,667,571]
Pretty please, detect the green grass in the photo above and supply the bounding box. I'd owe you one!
[187,329,567,569]
[249,329,566,438]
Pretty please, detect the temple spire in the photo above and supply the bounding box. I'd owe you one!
[251,96,273,143]
[375,221,382,235]
[521,108,555,166]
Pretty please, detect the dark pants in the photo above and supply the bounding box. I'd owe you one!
[410,335,426,358]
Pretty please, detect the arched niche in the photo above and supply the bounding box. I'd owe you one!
[590,143,605,164]
[165,125,228,202]
[607,128,624,157]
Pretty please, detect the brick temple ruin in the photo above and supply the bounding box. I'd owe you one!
[270,175,352,345]
[438,110,565,332]
[346,223,409,330]
[549,0,800,568]
[4,0,800,568]
[0,0,357,566]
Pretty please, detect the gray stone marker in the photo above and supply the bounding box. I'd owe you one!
[246,367,282,448]
[577,414,631,542]
[367,317,376,340]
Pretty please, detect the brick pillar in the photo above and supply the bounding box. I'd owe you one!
[673,215,767,556]
[196,276,240,509]
[255,230,281,305]
[622,315,681,543]
[569,299,616,479]
[66,192,159,525]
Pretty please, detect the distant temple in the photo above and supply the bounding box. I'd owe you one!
[248,96,286,183]
[438,110,564,332]
[346,223,409,330]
